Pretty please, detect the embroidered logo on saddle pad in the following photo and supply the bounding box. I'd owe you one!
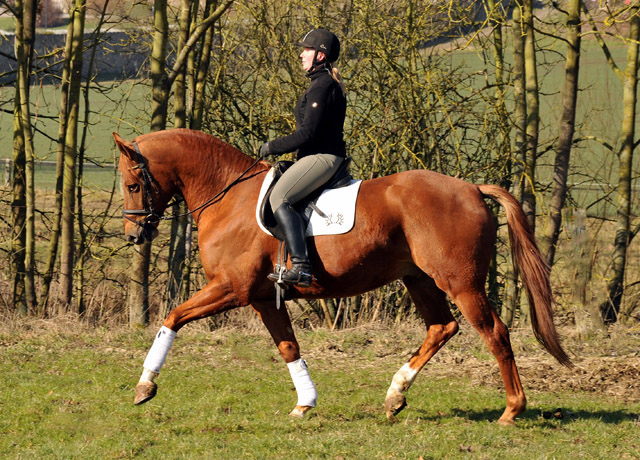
[256,166,363,237]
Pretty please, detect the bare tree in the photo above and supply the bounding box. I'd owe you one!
[522,0,540,232]
[60,0,87,312]
[165,0,193,316]
[128,0,169,327]
[12,0,38,315]
[541,0,582,268]
[128,0,234,326]
[37,15,76,315]
[593,5,640,323]
[502,0,527,327]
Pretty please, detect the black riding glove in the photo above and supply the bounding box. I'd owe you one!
[259,142,271,158]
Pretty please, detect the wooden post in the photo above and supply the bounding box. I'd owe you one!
[568,208,604,335]
[3,159,10,186]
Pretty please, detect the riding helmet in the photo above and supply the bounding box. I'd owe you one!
[299,28,340,62]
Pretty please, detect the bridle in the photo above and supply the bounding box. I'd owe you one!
[122,142,163,239]
[122,141,262,237]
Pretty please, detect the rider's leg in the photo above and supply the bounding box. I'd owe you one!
[270,202,313,286]
[268,154,343,287]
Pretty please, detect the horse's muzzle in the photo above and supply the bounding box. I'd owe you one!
[124,219,159,245]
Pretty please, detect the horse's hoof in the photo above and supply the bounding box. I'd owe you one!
[384,392,407,419]
[497,418,516,426]
[134,381,157,405]
[289,405,313,418]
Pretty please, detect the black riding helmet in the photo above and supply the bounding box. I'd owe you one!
[298,28,340,66]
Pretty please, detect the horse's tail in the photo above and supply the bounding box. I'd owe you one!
[478,184,573,367]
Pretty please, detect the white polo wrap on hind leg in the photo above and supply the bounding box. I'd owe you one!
[142,326,176,374]
[386,362,418,397]
[288,359,317,407]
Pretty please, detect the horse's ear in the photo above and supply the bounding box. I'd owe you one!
[113,132,137,162]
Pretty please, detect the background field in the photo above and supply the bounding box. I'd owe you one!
[1,39,633,217]
[1,317,639,459]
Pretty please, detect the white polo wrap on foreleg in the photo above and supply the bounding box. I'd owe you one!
[288,359,317,407]
[386,362,419,398]
[142,326,176,375]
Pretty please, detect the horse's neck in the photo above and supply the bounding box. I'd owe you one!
[172,138,257,214]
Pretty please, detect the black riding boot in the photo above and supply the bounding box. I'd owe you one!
[268,203,312,287]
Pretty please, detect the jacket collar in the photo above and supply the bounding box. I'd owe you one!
[306,62,331,79]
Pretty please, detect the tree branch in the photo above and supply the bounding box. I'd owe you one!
[582,2,624,80]
[166,0,234,87]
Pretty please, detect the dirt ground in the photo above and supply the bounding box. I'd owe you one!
[300,321,640,404]
[438,324,640,402]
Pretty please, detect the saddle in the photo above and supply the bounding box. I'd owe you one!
[258,158,353,242]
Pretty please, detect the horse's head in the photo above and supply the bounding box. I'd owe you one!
[114,132,165,244]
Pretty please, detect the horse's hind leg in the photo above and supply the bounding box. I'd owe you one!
[251,300,317,418]
[385,273,459,420]
[450,287,526,425]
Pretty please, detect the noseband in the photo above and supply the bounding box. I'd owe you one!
[122,142,163,236]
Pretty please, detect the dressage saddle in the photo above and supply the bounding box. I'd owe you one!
[259,158,353,242]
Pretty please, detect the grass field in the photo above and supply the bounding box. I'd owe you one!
[1,318,639,459]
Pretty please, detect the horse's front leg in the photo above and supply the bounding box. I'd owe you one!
[134,280,241,405]
[251,300,317,418]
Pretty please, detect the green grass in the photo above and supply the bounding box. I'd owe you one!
[1,322,638,459]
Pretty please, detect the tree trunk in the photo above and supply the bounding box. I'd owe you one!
[502,0,527,327]
[522,0,539,233]
[128,242,151,326]
[602,6,639,323]
[13,0,38,315]
[12,100,27,316]
[190,0,216,131]
[76,2,109,315]
[486,0,508,310]
[38,14,76,315]
[129,0,170,327]
[60,0,86,313]
[163,0,191,317]
[150,0,169,132]
[541,0,581,268]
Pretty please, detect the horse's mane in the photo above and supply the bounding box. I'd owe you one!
[138,129,257,170]
[137,128,244,155]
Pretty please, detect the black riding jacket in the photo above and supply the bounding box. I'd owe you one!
[268,64,347,159]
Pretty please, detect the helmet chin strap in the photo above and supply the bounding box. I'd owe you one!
[310,49,327,71]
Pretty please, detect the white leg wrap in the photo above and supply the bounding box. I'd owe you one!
[142,326,176,375]
[288,359,318,407]
[386,362,419,398]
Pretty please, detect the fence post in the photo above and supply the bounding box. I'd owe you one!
[3,159,10,186]
[568,207,604,335]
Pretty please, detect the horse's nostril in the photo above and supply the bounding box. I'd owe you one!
[127,233,142,244]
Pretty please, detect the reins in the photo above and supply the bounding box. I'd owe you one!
[171,156,263,220]
[123,141,263,228]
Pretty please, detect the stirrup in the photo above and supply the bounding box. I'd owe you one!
[280,267,312,288]
[268,265,312,287]
[267,263,289,286]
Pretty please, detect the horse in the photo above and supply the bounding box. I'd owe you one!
[114,128,571,426]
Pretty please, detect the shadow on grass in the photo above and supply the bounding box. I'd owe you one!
[445,407,640,424]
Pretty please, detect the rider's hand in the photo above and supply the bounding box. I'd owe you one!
[259,142,271,158]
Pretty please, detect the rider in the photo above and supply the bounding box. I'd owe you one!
[260,28,347,288]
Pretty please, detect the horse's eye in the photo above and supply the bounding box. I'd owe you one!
[128,183,140,193]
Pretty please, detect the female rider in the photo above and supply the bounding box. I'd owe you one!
[260,28,347,288]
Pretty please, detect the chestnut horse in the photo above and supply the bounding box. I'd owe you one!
[114,128,571,425]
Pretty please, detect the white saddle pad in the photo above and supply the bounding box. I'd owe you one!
[256,166,363,237]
